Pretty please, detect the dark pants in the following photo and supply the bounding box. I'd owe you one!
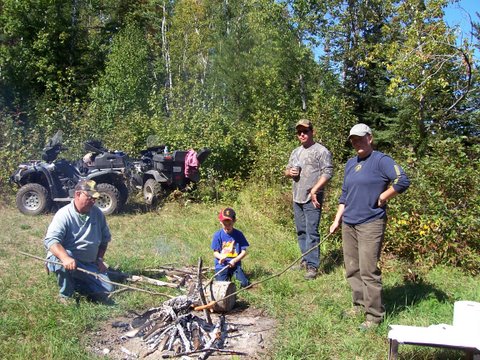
[215,265,249,288]
[47,253,114,299]
[342,218,386,322]
[293,197,323,269]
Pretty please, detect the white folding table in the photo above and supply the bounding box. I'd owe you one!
[388,324,480,360]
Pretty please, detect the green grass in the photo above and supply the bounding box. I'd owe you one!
[0,199,479,359]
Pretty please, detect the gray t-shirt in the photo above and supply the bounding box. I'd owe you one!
[287,142,333,204]
[44,201,111,263]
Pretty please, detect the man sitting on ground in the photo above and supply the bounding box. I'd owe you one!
[44,179,114,304]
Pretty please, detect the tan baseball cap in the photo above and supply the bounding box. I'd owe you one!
[295,119,313,130]
[75,179,100,199]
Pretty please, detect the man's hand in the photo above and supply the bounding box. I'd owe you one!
[311,192,321,208]
[286,167,300,178]
[290,167,300,178]
[61,256,76,271]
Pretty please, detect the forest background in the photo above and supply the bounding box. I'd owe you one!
[0,0,479,273]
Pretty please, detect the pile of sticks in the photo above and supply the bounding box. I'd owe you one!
[123,295,245,359]
[108,264,208,291]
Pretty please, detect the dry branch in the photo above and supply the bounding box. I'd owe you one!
[129,275,178,289]
[20,251,174,298]
[197,257,212,325]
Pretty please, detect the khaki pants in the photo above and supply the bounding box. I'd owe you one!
[342,218,386,322]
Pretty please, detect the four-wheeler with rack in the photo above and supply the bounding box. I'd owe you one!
[131,145,211,205]
[10,131,130,216]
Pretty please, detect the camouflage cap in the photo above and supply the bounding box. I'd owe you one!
[295,119,313,130]
[75,179,100,199]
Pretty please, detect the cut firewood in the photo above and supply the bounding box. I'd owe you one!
[128,275,179,289]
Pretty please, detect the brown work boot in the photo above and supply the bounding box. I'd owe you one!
[291,260,307,271]
[304,266,318,280]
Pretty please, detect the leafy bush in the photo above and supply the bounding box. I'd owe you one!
[385,138,480,273]
[0,115,44,198]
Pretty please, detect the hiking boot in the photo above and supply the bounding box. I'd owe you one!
[291,260,307,271]
[359,320,380,331]
[304,266,318,280]
[342,305,364,319]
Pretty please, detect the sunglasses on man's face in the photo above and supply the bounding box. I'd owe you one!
[81,191,97,200]
[296,129,311,135]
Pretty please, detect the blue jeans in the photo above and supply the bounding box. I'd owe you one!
[293,198,322,269]
[47,253,114,299]
[215,264,249,288]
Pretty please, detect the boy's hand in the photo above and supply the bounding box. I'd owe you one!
[228,259,237,268]
[218,254,227,264]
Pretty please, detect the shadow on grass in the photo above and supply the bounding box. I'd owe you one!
[397,346,469,360]
[120,199,165,215]
[384,279,450,317]
[321,248,343,274]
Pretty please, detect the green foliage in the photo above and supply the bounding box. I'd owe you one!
[88,23,153,135]
[0,115,45,197]
[385,138,480,273]
[377,0,473,150]
[0,0,479,274]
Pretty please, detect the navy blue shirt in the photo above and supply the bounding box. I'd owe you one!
[211,228,249,271]
[339,151,410,225]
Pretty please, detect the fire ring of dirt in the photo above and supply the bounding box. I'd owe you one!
[87,305,276,359]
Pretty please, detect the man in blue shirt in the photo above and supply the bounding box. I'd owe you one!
[44,179,114,304]
[330,124,410,329]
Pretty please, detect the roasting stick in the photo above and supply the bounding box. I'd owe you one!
[202,264,230,289]
[20,251,174,298]
[194,232,334,311]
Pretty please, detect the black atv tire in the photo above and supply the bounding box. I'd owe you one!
[96,183,120,215]
[143,179,163,205]
[117,182,129,207]
[16,183,51,216]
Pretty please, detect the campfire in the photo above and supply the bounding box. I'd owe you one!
[92,262,274,359]
[19,253,277,358]
[119,295,246,359]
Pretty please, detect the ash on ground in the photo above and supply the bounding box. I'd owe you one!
[87,302,276,359]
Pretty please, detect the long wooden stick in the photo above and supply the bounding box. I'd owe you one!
[161,348,248,358]
[19,251,174,298]
[202,264,230,289]
[194,232,334,311]
[197,257,212,325]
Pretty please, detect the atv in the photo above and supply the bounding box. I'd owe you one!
[131,145,211,205]
[10,130,130,216]
[77,139,130,210]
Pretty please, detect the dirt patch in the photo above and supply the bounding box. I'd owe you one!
[87,305,276,359]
